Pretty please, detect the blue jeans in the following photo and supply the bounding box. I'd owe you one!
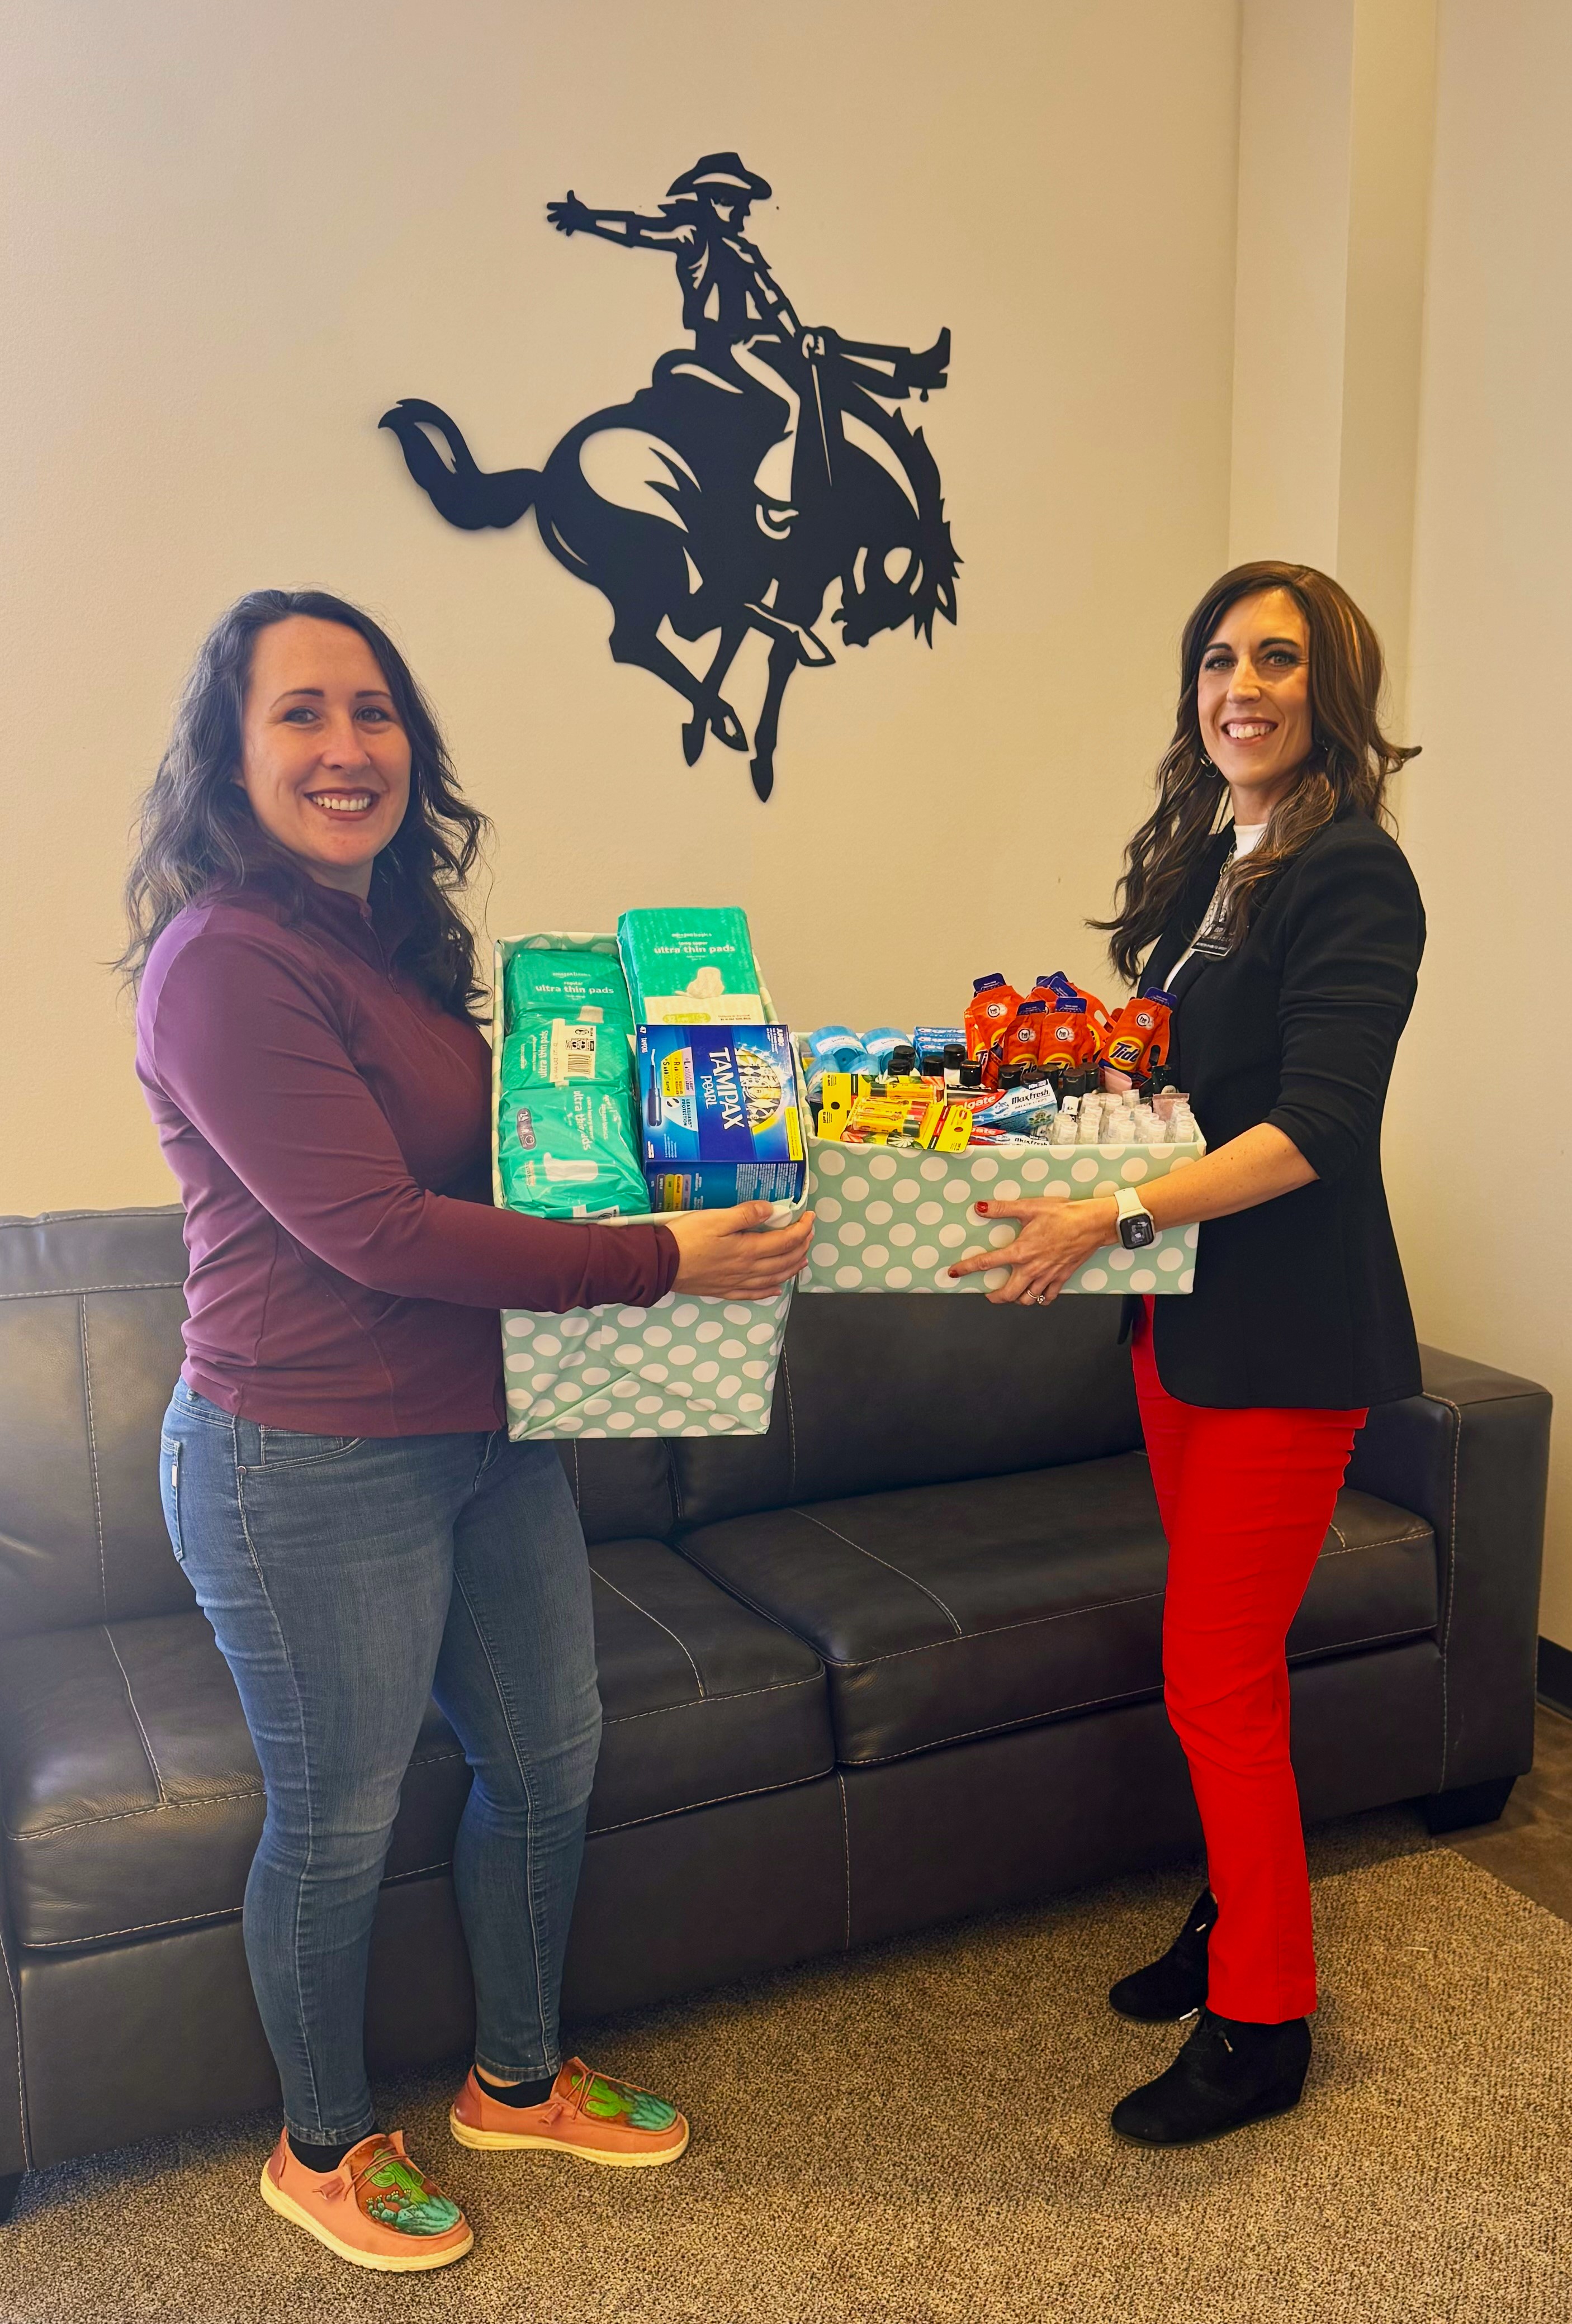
[158,1382,602,2148]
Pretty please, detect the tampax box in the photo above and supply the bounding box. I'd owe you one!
[638,1025,807,1211]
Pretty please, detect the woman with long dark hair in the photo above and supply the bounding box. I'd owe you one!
[125,591,812,2270]
[951,562,1424,2144]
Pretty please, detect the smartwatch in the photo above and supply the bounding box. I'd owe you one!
[1114,1187,1157,1251]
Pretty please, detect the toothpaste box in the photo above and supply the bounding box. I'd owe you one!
[637,1025,807,1211]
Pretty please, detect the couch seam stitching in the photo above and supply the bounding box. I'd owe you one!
[586,1564,705,1699]
[1423,1392,1464,1792]
[819,1589,1435,1672]
[586,1767,832,1837]
[836,1770,851,1948]
[101,1629,168,1809]
[80,1296,108,1622]
[0,1282,185,1301]
[602,1674,821,1725]
[843,1689,1150,1762]
[0,1906,28,2166]
[675,1528,1431,1678]
[22,1864,458,1949]
[784,1350,798,1501]
[788,1509,965,1638]
[25,1905,240,1947]
[2,1746,465,1843]
[834,1628,1432,1765]
[816,1588,1167,1668]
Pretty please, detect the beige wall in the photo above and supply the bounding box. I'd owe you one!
[0,0,1240,1214]
[1228,0,1436,718]
[8,1,1564,1635]
[1385,0,1572,1641]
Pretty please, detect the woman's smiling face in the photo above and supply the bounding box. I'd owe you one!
[1196,587,1314,818]
[238,616,412,895]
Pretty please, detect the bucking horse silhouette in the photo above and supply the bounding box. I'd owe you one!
[380,153,958,799]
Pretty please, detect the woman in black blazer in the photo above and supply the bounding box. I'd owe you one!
[953,561,1423,2146]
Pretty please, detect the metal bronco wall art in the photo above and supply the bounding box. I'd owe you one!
[380,153,958,800]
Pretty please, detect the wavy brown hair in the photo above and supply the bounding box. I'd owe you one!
[119,589,490,1017]
[1094,561,1418,984]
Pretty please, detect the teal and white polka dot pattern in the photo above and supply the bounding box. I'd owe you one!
[491,932,802,1441]
[501,1286,793,1440]
[798,1139,1204,1296]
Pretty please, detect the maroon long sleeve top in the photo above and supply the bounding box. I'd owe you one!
[136,879,679,1434]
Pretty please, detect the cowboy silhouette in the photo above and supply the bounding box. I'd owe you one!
[381,154,957,799]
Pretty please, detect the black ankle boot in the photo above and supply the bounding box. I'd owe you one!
[1107,1888,1218,2023]
[1110,2008,1311,2147]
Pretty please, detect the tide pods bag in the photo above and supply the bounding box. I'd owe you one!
[1101,992,1175,1077]
[1002,997,1050,1069]
[965,974,1022,1061]
[1034,971,1112,1035]
[1041,997,1099,1069]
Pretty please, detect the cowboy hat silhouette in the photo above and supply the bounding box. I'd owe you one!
[666,153,773,202]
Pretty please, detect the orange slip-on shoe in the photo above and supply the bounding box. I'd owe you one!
[449,2058,689,2167]
[260,2128,474,2271]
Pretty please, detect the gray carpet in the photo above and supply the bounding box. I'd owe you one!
[4,1828,1571,2323]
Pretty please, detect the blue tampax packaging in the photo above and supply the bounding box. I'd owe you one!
[637,1025,807,1212]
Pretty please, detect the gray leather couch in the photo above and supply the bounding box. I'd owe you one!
[0,1206,1551,2217]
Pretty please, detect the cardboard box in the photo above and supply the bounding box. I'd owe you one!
[798,1131,1205,1296]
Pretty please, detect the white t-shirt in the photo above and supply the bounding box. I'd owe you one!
[1166,820,1268,981]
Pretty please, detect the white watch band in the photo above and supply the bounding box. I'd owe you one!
[1114,1187,1152,1222]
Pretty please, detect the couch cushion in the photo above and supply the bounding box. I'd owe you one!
[562,1440,676,1548]
[676,1457,1437,1764]
[0,1542,830,1948]
[584,1537,830,1830]
[0,1208,195,1640]
[0,1208,676,1651]
[670,1292,1144,1528]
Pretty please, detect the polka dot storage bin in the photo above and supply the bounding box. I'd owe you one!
[492,934,804,1439]
[500,1289,794,1440]
[797,1135,1205,1298]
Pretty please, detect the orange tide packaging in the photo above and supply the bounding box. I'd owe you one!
[1033,972,1112,1038]
[1040,996,1099,1071]
[1100,992,1175,1079]
[965,974,1022,1062]
[1001,997,1050,1072]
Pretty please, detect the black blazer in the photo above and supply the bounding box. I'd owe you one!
[1139,810,1424,1408]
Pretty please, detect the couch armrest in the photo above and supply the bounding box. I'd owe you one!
[0,1816,27,2180]
[1346,1345,1552,1795]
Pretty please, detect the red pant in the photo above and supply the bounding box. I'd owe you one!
[1132,1305,1364,2021]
